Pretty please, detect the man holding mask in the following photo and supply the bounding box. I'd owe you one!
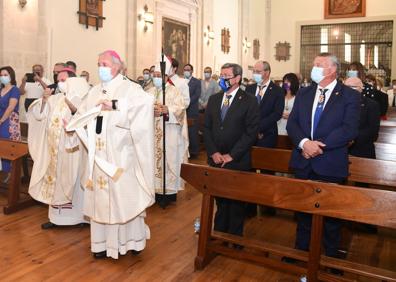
[66,50,155,260]
[286,53,360,270]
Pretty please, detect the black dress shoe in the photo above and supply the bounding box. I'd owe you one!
[93,251,107,259]
[41,222,58,229]
[131,250,141,256]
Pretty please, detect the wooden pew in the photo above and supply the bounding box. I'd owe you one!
[275,135,293,150]
[181,163,396,282]
[251,146,396,189]
[0,139,35,214]
[374,142,396,162]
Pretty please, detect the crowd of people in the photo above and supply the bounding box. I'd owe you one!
[0,50,394,270]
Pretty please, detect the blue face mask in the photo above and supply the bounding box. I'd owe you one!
[0,75,11,85]
[98,66,113,82]
[253,73,263,85]
[153,77,163,88]
[184,71,191,79]
[311,66,325,84]
[143,74,150,81]
[204,72,211,79]
[219,77,232,92]
[347,70,358,78]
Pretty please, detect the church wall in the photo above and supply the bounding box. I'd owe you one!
[211,0,241,75]
[269,0,396,80]
[45,0,128,84]
[1,0,47,81]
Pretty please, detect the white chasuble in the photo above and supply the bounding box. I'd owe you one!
[67,74,155,225]
[27,77,90,206]
[147,84,189,194]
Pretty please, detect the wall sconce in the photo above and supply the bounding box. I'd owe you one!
[19,0,27,8]
[138,4,154,32]
[203,25,215,46]
[242,37,251,53]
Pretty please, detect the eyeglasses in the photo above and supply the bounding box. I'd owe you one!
[220,76,235,80]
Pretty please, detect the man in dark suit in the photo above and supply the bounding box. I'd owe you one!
[204,63,259,240]
[245,61,284,217]
[245,61,284,148]
[345,77,380,159]
[286,53,360,260]
[184,63,201,158]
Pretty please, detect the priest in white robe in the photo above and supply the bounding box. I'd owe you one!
[146,64,189,203]
[66,50,155,260]
[27,68,90,229]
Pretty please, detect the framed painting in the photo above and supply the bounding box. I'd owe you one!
[162,17,190,75]
[324,0,366,19]
[274,41,291,62]
[77,0,106,30]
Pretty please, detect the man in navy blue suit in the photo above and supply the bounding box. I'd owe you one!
[286,53,360,260]
[184,63,201,158]
[245,61,284,148]
[245,61,284,217]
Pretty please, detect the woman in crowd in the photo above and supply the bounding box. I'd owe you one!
[0,66,21,181]
[278,72,299,135]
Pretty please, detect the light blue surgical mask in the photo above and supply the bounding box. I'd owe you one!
[204,72,211,79]
[184,71,191,79]
[153,77,163,88]
[310,66,325,84]
[143,74,150,81]
[98,66,113,82]
[347,70,358,78]
[0,75,11,85]
[253,73,263,85]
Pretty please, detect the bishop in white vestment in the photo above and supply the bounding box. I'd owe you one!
[27,70,90,228]
[146,66,189,201]
[66,50,155,259]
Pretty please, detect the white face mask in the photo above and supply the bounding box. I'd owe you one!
[57,81,67,93]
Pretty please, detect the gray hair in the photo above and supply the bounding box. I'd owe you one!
[318,52,340,77]
[256,60,271,73]
[98,51,122,66]
[221,63,243,78]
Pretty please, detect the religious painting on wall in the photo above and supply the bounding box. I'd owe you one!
[77,0,106,30]
[324,0,366,19]
[253,39,260,60]
[162,17,190,75]
[274,41,291,61]
[221,28,231,54]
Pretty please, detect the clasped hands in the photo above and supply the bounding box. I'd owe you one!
[302,140,326,159]
[211,152,233,168]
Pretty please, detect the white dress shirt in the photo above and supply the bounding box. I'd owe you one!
[220,87,239,109]
[299,79,338,149]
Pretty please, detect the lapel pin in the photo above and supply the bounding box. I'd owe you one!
[335,92,339,96]
[238,96,242,100]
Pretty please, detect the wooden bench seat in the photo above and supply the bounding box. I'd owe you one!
[181,163,396,281]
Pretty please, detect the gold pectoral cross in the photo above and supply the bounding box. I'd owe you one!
[96,138,105,151]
